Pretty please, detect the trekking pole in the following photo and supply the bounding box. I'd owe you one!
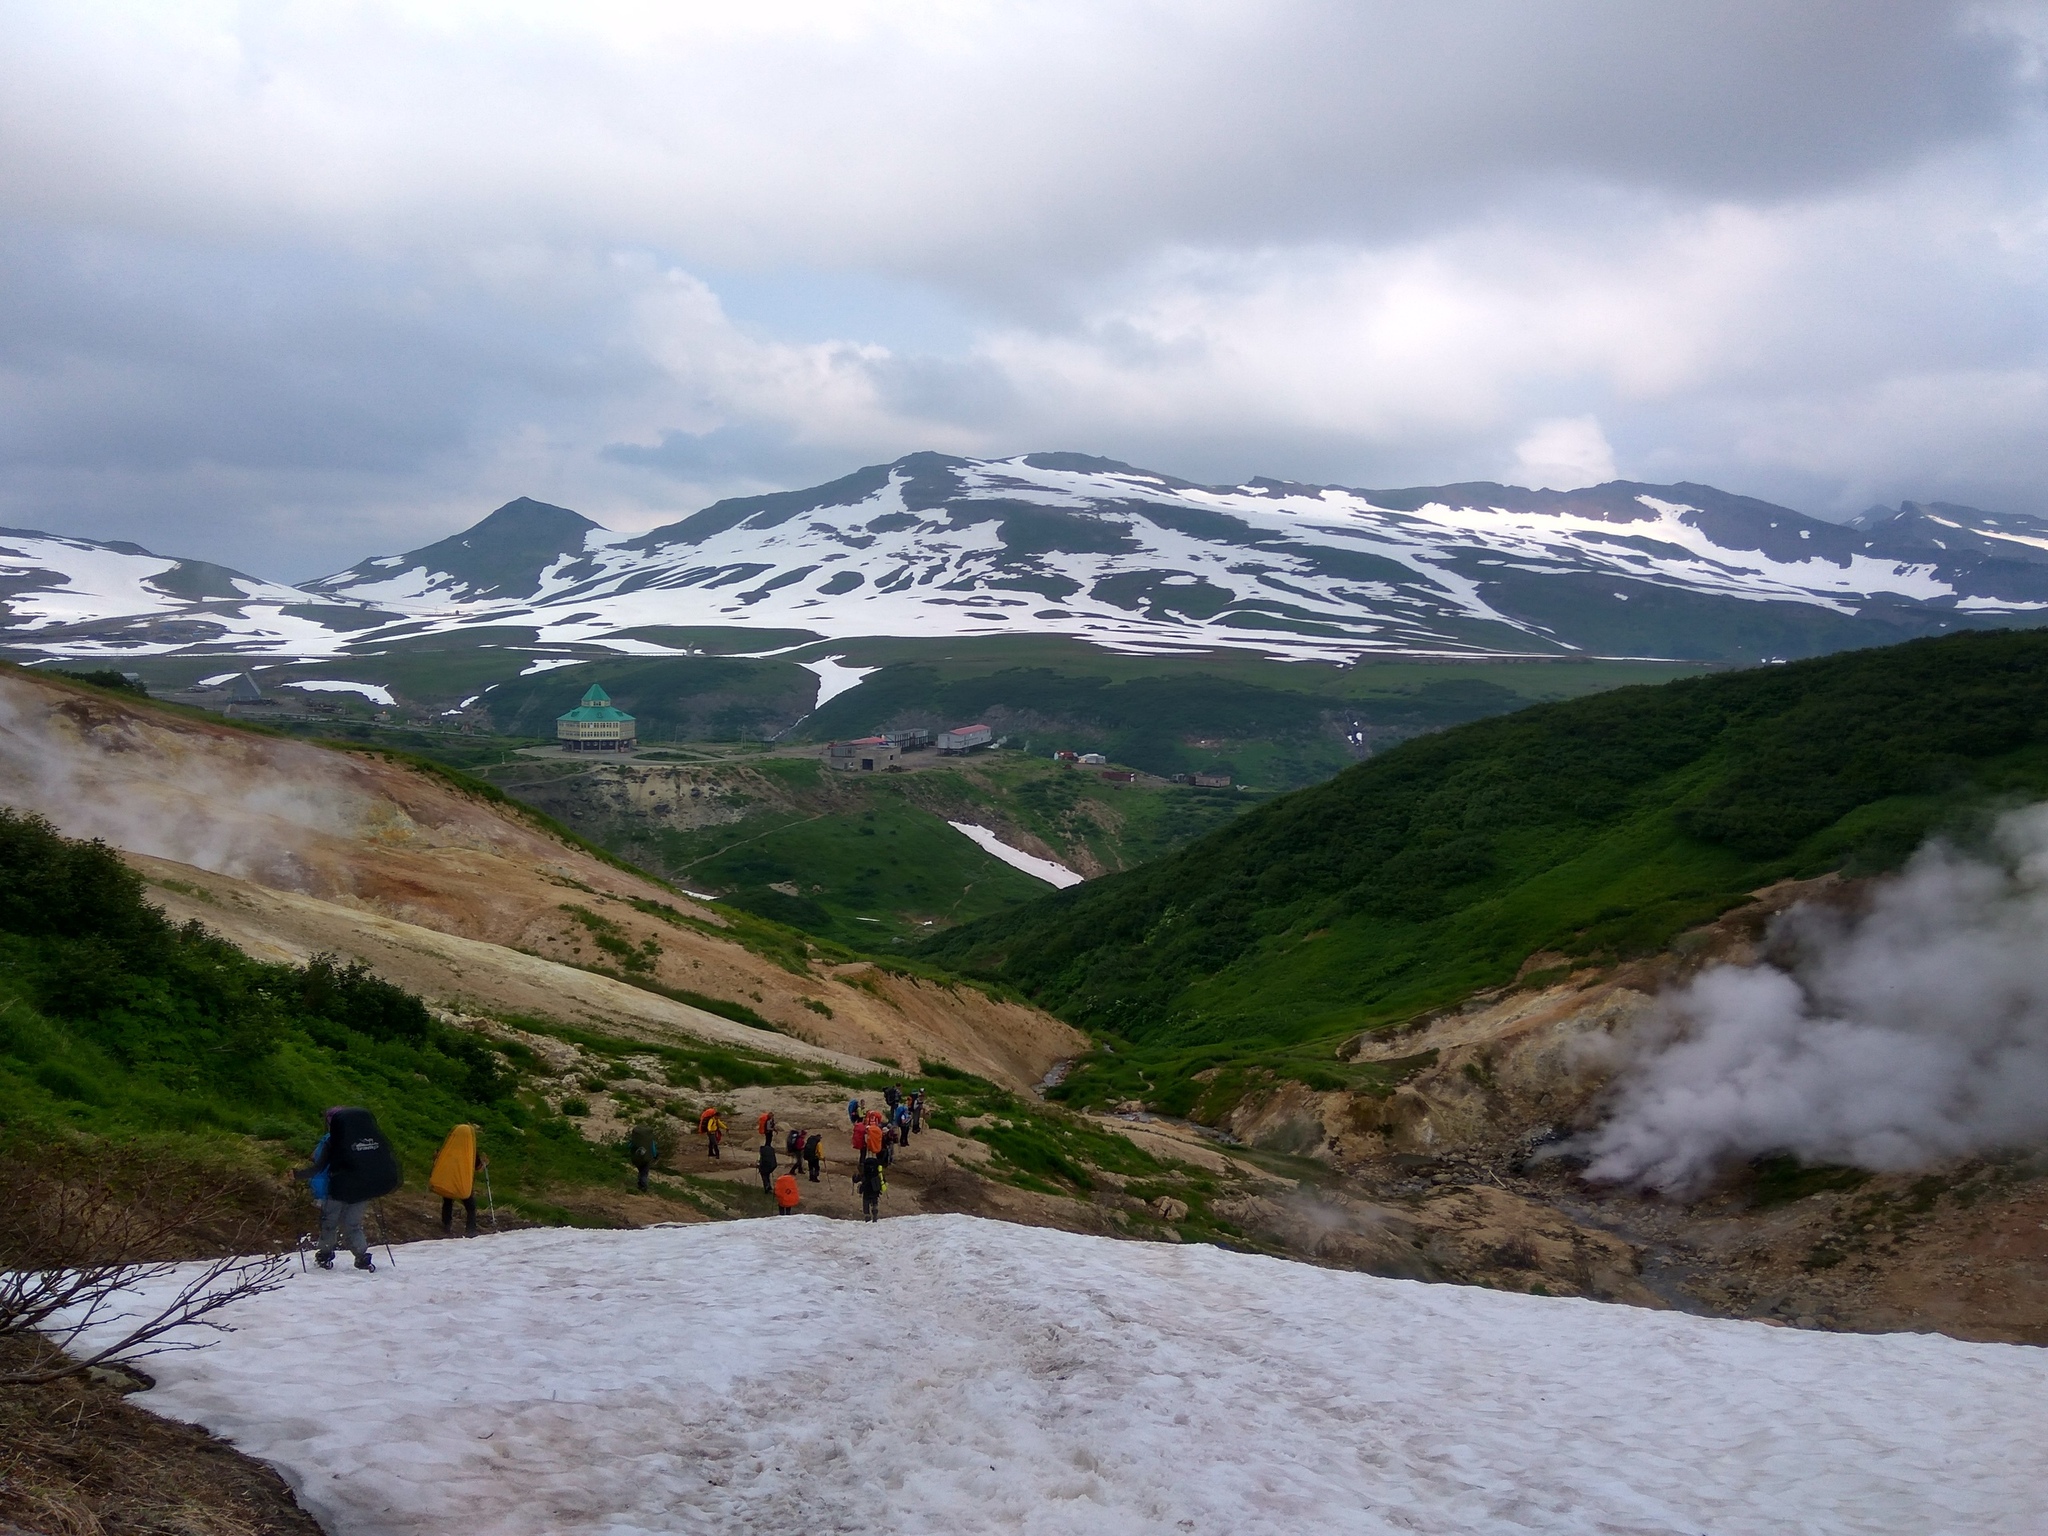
[484,1166,498,1230]
[375,1201,398,1268]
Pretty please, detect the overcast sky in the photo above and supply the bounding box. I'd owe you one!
[4,1,2048,579]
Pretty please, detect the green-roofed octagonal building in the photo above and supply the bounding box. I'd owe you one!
[557,684,637,752]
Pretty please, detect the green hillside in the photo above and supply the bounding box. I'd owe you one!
[496,750,1258,947]
[919,629,2048,1068]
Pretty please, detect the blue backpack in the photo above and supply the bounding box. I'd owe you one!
[308,1134,331,1202]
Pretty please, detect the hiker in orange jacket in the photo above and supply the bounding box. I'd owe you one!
[773,1171,801,1215]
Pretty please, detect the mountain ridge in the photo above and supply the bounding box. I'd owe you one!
[7,453,2048,666]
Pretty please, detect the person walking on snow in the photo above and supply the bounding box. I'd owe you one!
[774,1171,801,1215]
[428,1123,487,1236]
[293,1107,400,1272]
[628,1122,661,1192]
[757,1138,778,1193]
[804,1131,823,1181]
[698,1105,724,1160]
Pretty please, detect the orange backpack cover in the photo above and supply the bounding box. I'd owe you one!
[428,1124,477,1200]
[774,1173,800,1209]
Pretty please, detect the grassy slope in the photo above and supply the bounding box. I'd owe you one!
[118,634,1709,791]
[0,807,1199,1242]
[496,750,1260,949]
[919,629,2048,1062]
[797,637,1711,790]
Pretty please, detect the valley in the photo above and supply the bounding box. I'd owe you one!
[6,625,2048,1379]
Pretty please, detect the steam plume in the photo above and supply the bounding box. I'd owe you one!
[0,677,371,883]
[1582,804,2048,1196]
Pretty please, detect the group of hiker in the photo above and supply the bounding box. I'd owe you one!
[681,1081,928,1222]
[291,1080,933,1272]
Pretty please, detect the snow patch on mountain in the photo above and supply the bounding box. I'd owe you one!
[948,822,1084,887]
[799,655,876,711]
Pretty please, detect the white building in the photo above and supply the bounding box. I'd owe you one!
[937,722,993,754]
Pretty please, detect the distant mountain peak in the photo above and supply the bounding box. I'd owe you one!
[307,495,603,602]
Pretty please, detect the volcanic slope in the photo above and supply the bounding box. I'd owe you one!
[0,667,1079,1089]
[921,627,2048,1054]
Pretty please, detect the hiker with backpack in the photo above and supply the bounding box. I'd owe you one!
[858,1156,884,1222]
[785,1125,805,1164]
[894,1099,912,1141]
[884,1083,901,1115]
[804,1130,822,1181]
[428,1123,488,1237]
[698,1104,725,1159]
[629,1122,661,1192]
[845,1097,862,1125]
[909,1090,926,1134]
[881,1122,898,1167]
[292,1106,401,1272]
[756,1109,777,1147]
[756,1137,778,1193]
[773,1171,801,1215]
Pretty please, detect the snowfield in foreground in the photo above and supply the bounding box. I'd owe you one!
[102,1216,2045,1534]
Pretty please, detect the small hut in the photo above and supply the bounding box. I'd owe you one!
[556,684,637,752]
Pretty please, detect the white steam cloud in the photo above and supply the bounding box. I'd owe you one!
[1582,803,2048,1196]
[0,677,372,885]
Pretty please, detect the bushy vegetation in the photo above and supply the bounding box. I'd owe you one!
[922,629,2048,1062]
[0,810,614,1196]
[51,669,147,697]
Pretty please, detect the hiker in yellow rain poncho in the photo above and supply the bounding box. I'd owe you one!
[429,1123,489,1237]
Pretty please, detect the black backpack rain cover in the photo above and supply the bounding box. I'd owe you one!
[325,1107,403,1202]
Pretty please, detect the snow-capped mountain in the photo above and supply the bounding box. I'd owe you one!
[303,453,2048,661]
[0,525,371,658]
[9,455,2048,664]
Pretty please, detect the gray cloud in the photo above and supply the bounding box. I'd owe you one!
[0,2,2045,574]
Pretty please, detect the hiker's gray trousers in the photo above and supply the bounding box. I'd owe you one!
[318,1197,370,1258]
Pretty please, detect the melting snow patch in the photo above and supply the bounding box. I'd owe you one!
[283,680,397,706]
[798,654,877,710]
[81,1217,2048,1535]
[519,657,587,677]
[948,821,1084,887]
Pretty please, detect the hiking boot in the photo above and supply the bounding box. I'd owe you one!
[315,1250,335,1270]
[354,1253,376,1272]
[464,1222,478,1238]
